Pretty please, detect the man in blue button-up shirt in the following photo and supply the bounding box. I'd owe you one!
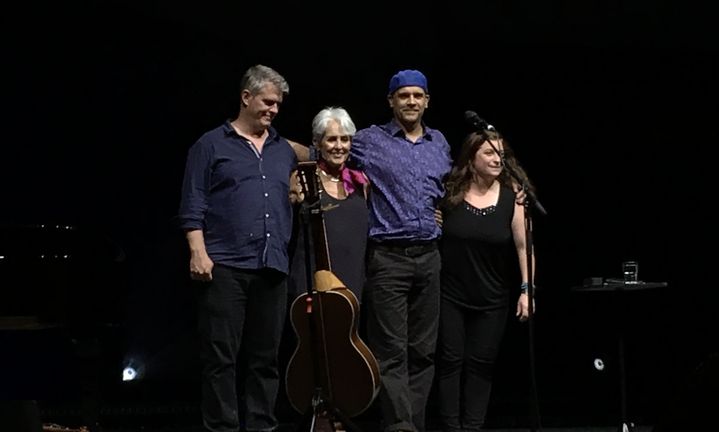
[351,69,452,432]
[177,64,297,432]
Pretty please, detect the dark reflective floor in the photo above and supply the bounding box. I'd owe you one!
[10,401,657,432]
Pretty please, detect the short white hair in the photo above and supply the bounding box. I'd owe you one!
[311,107,356,142]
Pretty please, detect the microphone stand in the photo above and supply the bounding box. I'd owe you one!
[485,132,546,432]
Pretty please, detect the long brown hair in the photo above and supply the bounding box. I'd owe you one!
[442,130,535,208]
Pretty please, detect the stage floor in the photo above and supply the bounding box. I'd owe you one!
[90,427,655,432]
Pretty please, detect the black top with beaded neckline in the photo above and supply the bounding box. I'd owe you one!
[440,185,517,310]
[462,201,497,217]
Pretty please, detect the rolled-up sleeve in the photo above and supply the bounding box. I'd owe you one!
[178,139,212,231]
[349,129,370,171]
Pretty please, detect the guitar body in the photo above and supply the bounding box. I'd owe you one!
[286,270,380,417]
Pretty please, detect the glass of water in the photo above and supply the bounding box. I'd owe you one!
[622,261,639,284]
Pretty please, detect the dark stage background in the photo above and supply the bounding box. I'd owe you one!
[2,1,717,430]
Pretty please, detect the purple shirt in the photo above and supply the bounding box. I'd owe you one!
[351,120,452,242]
[177,121,297,274]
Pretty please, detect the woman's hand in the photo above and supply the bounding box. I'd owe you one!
[516,292,534,322]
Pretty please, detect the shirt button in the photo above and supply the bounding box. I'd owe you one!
[264,192,269,197]
[262,175,266,179]
[266,233,271,237]
[265,213,270,218]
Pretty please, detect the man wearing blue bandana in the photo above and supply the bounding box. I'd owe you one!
[350,69,452,432]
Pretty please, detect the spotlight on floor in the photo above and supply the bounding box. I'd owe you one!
[122,366,138,381]
[593,358,605,371]
[122,358,145,382]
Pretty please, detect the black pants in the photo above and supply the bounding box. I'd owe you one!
[365,242,441,432]
[436,298,507,432]
[198,265,287,432]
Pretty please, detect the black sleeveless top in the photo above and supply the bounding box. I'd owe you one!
[289,190,369,301]
[440,185,517,310]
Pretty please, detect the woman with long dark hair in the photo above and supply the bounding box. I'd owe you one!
[437,130,536,431]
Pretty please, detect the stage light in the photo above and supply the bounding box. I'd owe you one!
[122,366,138,381]
[122,357,145,382]
[593,358,605,371]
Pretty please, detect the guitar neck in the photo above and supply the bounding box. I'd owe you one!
[297,161,332,273]
[310,211,331,272]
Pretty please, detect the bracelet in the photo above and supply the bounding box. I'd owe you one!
[521,282,529,292]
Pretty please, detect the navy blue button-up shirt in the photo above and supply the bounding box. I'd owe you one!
[351,120,451,242]
[177,121,297,274]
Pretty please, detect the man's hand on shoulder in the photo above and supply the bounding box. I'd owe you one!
[289,170,305,204]
[434,208,443,229]
[513,184,527,205]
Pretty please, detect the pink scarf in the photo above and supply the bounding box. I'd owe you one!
[317,158,368,196]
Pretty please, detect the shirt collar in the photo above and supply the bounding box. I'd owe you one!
[385,118,433,141]
[223,120,279,141]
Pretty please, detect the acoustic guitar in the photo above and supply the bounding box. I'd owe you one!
[285,161,380,418]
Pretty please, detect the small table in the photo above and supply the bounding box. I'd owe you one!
[572,281,668,432]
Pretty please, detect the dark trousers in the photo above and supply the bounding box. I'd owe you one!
[365,243,441,432]
[437,298,507,432]
[198,265,287,432]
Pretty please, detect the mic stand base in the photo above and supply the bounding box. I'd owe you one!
[294,393,364,432]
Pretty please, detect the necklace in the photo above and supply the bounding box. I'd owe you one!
[463,201,497,216]
[319,168,341,183]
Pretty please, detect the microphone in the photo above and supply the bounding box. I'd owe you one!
[465,111,503,167]
[464,110,495,131]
